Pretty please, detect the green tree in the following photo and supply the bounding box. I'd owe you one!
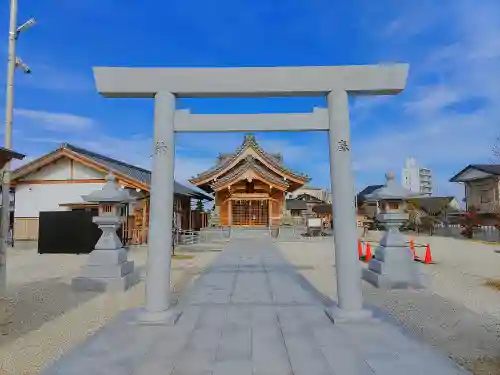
[196,199,204,212]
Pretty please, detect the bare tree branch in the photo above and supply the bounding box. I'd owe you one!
[493,135,500,160]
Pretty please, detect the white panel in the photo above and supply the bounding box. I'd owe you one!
[73,162,105,179]
[14,183,105,217]
[22,158,71,180]
[307,218,322,228]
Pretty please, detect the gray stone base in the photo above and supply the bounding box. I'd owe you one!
[133,308,182,326]
[87,248,128,265]
[72,270,139,293]
[72,247,140,293]
[325,306,376,324]
[361,243,428,290]
[362,259,428,290]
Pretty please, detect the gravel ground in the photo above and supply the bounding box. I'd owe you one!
[276,233,500,375]
[0,244,219,375]
[3,235,499,374]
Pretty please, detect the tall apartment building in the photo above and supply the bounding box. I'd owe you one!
[401,157,432,195]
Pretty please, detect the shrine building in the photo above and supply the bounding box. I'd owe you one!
[189,134,310,227]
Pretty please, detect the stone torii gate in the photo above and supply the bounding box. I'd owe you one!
[93,64,409,324]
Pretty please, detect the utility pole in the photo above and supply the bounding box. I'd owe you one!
[0,0,35,298]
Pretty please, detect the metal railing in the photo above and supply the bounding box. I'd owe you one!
[175,229,199,245]
[123,227,203,247]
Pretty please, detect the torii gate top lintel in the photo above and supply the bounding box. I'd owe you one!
[92,64,409,99]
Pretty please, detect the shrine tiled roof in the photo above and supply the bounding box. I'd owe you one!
[211,155,290,191]
[190,134,309,185]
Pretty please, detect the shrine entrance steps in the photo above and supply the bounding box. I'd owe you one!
[198,226,333,243]
[41,238,469,375]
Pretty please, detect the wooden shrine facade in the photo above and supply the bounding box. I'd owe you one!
[189,134,310,227]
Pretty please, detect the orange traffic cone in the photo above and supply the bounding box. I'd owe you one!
[409,238,416,259]
[365,243,372,263]
[358,239,363,259]
[423,244,433,264]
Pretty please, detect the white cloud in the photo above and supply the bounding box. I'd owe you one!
[14,109,95,132]
[403,85,461,115]
[349,0,500,198]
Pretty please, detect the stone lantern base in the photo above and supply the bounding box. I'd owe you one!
[362,216,428,289]
[72,217,140,293]
[362,245,427,289]
[72,248,140,292]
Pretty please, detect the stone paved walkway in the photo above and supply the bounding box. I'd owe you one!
[42,239,469,375]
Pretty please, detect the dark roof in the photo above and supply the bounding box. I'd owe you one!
[450,164,500,182]
[62,144,212,201]
[312,203,331,214]
[0,147,25,160]
[286,199,307,210]
[406,196,455,215]
[12,143,211,201]
[295,193,324,203]
[357,185,383,206]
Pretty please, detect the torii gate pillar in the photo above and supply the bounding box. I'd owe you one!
[93,64,409,324]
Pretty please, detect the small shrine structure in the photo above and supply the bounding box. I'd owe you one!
[189,134,310,227]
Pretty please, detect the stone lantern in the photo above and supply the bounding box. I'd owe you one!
[72,172,139,292]
[361,171,427,289]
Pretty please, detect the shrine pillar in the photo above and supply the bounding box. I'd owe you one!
[140,91,177,324]
[326,90,371,322]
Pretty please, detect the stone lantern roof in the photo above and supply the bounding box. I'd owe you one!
[365,171,423,201]
[82,172,135,203]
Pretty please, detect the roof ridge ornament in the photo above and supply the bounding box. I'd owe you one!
[244,133,256,143]
[105,170,117,182]
[385,171,395,185]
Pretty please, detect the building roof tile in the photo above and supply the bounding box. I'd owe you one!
[13,143,212,201]
[190,134,309,185]
[449,164,500,182]
[210,155,289,191]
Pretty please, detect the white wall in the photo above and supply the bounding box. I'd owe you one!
[14,156,107,218]
[21,158,71,180]
[73,162,103,179]
[15,183,105,217]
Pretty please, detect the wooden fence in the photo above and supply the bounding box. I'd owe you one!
[13,217,39,241]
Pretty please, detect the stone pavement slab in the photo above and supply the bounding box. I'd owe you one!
[41,239,470,375]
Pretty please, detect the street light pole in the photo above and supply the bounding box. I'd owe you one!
[0,1,34,298]
[0,0,19,298]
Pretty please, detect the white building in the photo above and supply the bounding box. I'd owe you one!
[11,143,211,241]
[287,186,332,203]
[401,157,432,196]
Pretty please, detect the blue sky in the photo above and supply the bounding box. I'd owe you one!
[1,0,499,199]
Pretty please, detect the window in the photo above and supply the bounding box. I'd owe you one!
[480,190,492,203]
